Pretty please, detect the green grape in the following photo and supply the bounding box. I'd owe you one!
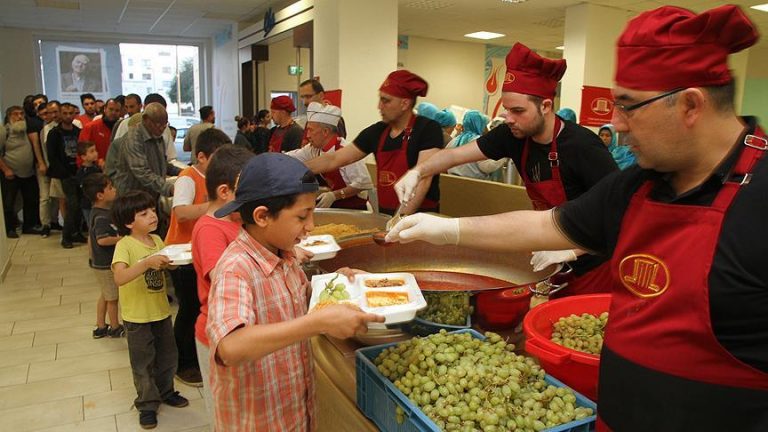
[418,292,473,325]
[550,312,608,355]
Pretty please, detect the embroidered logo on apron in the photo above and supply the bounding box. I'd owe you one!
[378,170,398,187]
[619,253,670,298]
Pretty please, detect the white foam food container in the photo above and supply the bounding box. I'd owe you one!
[299,235,341,261]
[309,272,427,329]
[158,243,193,265]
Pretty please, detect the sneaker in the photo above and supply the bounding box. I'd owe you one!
[61,239,74,249]
[6,230,19,239]
[108,325,125,338]
[163,391,190,408]
[138,410,157,429]
[175,368,203,387]
[72,233,88,243]
[41,225,51,238]
[92,326,109,339]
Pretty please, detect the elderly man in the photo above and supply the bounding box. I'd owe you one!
[111,103,174,198]
[305,70,443,215]
[61,54,102,93]
[268,96,303,153]
[286,102,373,209]
[388,5,768,431]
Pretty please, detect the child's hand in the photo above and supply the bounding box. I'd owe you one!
[335,267,368,282]
[144,254,171,270]
[315,304,385,339]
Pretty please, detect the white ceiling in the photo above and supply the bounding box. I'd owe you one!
[0,0,766,51]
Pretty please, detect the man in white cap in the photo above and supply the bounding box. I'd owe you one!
[286,102,373,209]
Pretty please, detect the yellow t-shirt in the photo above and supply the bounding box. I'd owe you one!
[112,234,171,323]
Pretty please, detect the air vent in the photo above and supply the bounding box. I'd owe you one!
[403,1,455,10]
[35,0,80,10]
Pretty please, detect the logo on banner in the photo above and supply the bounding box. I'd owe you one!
[591,97,613,115]
[379,171,398,187]
[619,254,670,298]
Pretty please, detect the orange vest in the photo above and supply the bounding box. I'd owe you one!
[165,166,207,245]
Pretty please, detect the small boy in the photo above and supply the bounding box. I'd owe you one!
[76,141,102,229]
[206,153,384,431]
[165,128,230,387]
[112,190,189,430]
[83,173,122,339]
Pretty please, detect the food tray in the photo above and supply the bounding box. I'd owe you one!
[309,272,427,327]
[157,243,192,265]
[299,235,341,261]
[356,329,597,432]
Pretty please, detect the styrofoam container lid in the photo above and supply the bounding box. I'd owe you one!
[299,235,341,261]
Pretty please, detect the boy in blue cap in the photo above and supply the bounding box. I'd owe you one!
[206,153,384,431]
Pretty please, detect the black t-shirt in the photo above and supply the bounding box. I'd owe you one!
[478,118,618,200]
[270,122,303,153]
[557,116,768,373]
[89,206,117,269]
[353,115,444,203]
[25,115,43,135]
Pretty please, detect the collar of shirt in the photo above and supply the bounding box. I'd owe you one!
[138,122,161,144]
[234,228,297,276]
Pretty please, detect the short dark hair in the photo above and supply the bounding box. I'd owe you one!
[527,95,545,109]
[112,190,156,236]
[36,102,48,112]
[115,95,126,106]
[48,100,61,108]
[77,140,95,156]
[706,81,736,113]
[83,173,111,203]
[199,106,214,120]
[95,99,104,104]
[60,102,77,110]
[205,144,254,201]
[196,128,230,158]
[299,79,325,94]
[143,93,167,107]
[80,93,96,104]
[126,94,142,105]
[239,170,317,224]
[34,94,48,103]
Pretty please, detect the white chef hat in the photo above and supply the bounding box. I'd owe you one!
[307,102,342,127]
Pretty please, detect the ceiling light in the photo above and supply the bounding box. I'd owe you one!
[751,3,768,12]
[501,0,527,3]
[555,46,565,50]
[465,31,505,40]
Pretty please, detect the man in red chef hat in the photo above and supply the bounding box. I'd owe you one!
[305,70,444,214]
[387,5,768,431]
[395,42,618,298]
[268,95,303,153]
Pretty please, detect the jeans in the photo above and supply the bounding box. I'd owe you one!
[1,174,40,232]
[61,176,82,241]
[124,316,178,412]
[170,264,200,371]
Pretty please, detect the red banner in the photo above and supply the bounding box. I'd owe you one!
[323,89,342,108]
[579,86,614,127]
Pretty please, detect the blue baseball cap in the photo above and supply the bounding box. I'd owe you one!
[214,153,319,218]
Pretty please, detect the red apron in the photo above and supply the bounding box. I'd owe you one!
[320,137,367,210]
[269,122,295,152]
[598,131,768,431]
[376,114,438,213]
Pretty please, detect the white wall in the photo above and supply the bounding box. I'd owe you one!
[398,36,485,112]
[260,36,311,109]
[0,27,41,110]
[211,24,240,138]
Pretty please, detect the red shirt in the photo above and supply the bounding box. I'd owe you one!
[76,113,96,129]
[79,118,112,161]
[191,214,240,346]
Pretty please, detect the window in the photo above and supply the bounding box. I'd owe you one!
[162,67,172,74]
[142,73,152,80]
[142,59,151,67]
[128,73,134,79]
[163,80,173,87]
[127,59,134,66]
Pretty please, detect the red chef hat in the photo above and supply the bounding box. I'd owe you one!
[379,70,429,99]
[502,43,566,100]
[270,95,296,113]
[616,5,759,91]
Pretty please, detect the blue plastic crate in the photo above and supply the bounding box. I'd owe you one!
[356,329,597,432]
[401,314,472,336]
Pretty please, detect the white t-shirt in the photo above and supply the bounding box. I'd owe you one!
[172,165,204,207]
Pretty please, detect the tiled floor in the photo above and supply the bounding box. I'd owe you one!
[0,233,210,431]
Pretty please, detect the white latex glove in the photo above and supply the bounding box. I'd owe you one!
[316,191,337,208]
[394,169,421,203]
[530,250,578,272]
[384,213,460,245]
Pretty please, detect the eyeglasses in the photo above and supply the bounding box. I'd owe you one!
[299,93,317,100]
[614,88,685,116]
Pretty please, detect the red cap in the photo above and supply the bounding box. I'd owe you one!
[379,70,428,99]
[616,5,759,91]
[270,95,296,113]
[502,43,566,100]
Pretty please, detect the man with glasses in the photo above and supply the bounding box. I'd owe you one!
[395,42,618,297]
[297,79,347,138]
[387,5,768,430]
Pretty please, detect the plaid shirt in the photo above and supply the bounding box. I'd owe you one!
[207,229,314,432]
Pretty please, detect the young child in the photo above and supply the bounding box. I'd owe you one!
[83,173,122,339]
[190,144,254,424]
[111,190,189,429]
[76,141,102,229]
[206,153,384,431]
[165,128,230,387]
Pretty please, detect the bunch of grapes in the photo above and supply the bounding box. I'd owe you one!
[318,275,351,302]
[550,312,608,356]
[374,330,593,431]
[418,292,473,326]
